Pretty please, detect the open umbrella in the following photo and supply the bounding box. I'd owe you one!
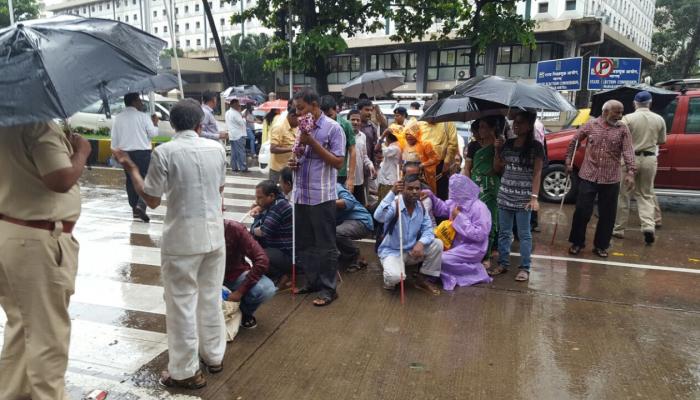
[454,75,576,112]
[225,95,256,105]
[222,85,266,103]
[341,70,405,99]
[420,94,510,123]
[258,99,288,112]
[111,73,186,98]
[0,15,166,127]
[590,84,678,117]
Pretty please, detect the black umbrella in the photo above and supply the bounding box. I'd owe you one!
[590,84,679,117]
[454,75,576,112]
[420,94,509,123]
[111,73,186,98]
[0,15,166,127]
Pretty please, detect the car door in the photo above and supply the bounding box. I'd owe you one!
[654,99,678,187]
[670,96,700,189]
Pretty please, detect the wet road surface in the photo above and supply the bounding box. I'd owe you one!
[1,167,699,399]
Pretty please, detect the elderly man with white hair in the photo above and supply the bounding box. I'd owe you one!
[613,91,667,244]
[565,100,636,258]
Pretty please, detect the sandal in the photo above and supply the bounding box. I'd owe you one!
[346,260,368,273]
[312,292,338,307]
[292,286,318,295]
[593,248,608,258]
[486,265,508,276]
[514,269,530,282]
[568,245,583,255]
[159,370,207,389]
[414,275,441,296]
[241,315,257,329]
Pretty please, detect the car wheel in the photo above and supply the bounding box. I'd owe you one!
[540,164,578,203]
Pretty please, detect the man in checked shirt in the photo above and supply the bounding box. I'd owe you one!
[566,100,636,258]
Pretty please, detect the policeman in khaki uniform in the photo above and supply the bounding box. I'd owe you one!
[0,121,91,400]
[613,91,667,244]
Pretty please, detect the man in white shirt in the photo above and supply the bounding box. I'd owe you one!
[113,99,228,390]
[201,91,228,141]
[110,93,159,222]
[226,99,248,172]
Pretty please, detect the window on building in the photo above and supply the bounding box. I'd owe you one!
[220,1,224,7]
[98,4,102,11]
[106,3,109,9]
[176,40,181,47]
[185,23,190,30]
[153,10,157,17]
[186,39,191,47]
[162,9,166,15]
[538,2,548,13]
[427,48,471,81]
[115,1,119,8]
[196,22,201,29]
[155,27,158,33]
[220,18,225,26]
[369,52,418,82]
[175,7,178,14]
[117,16,121,21]
[327,55,362,84]
[132,0,136,4]
[125,15,129,21]
[83,7,86,12]
[184,5,188,13]
[209,38,214,47]
[195,4,200,11]
[565,0,576,10]
[197,39,202,46]
[164,25,168,32]
[175,24,179,32]
[91,6,95,11]
[133,14,137,21]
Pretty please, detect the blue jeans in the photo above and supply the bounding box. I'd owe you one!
[224,272,276,318]
[246,127,256,155]
[498,208,532,270]
[230,137,248,171]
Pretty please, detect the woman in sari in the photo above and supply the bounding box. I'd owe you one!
[403,121,439,193]
[425,174,493,290]
[465,116,502,269]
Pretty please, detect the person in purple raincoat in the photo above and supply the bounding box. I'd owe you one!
[424,174,493,290]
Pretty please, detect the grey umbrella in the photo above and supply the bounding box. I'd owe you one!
[590,84,678,117]
[420,94,510,123]
[341,70,405,98]
[111,73,186,98]
[454,75,576,112]
[0,15,166,127]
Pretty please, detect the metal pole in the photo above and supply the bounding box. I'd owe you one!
[240,0,244,38]
[8,0,14,25]
[288,0,293,97]
[202,0,233,86]
[163,0,184,98]
[143,0,155,113]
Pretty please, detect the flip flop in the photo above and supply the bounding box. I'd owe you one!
[514,269,530,282]
[313,292,338,307]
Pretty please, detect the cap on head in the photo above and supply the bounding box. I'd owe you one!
[634,91,652,103]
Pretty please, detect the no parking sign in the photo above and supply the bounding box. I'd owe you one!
[587,57,641,90]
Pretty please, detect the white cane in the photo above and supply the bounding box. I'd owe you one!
[291,161,297,297]
[551,139,579,245]
[396,164,405,304]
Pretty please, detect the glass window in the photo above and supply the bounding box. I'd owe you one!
[427,68,438,80]
[220,18,225,26]
[154,27,158,33]
[429,51,438,67]
[565,0,576,10]
[185,23,189,30]
[197,39,201,46]
[153,10,157,17]
[220,1,224,7]
[186,39,191,47]
[662,100,677,132]
[164,25,167,32]
[162,9,166,15]
[106,3,109,9]
[440,50,455,66]
[175,24,179,32]
[538,2,548,13]
[686,98,700,133]
[539,43,552,60]
[125,15,129,21]
[196,22,201,29]
[438,67,455,81]
[132,0,136,4]
[175,7,178,13]
[456,49,469,66]
[184,5,188,12]
[496,64,510,76]
[510,64,530,78]
[134,14,137,21]
[195,4,200,11]
[98,5,102,11]
[498,46,511,64]
[81,101,103,114]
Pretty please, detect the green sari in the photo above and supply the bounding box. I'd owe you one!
[471,144,499,255]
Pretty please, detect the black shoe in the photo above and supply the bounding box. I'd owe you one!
[134,207,150,223]
[644,231,655,245]
[241,315,257,329]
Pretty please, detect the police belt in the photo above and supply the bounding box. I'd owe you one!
[0,214,75,233]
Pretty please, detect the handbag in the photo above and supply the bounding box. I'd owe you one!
[434,219,456,250]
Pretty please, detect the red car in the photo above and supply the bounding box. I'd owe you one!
[542,89,700,202]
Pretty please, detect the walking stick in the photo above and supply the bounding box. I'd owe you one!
[550,139,579,246]
[291,161,297,297]
[396,165,405,305]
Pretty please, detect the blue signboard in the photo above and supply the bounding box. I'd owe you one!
[587,57,642,90]
[536,57,583,91]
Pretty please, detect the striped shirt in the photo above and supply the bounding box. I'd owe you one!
[255,195,293,255]
[294,114,346,205]
[497,139,544,211]
[566,117,636,185]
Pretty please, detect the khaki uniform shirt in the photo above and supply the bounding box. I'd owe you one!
[269,117,297,172]
[418,121,458,164]
[621,108,667,153]
[0,122,81,222]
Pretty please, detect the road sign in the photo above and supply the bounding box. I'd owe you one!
[588,57,642,90]
[536,57,583,91]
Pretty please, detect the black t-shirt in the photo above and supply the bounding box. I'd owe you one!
[465,140,481,159]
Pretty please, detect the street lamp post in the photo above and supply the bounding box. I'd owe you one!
[8,0,15,25]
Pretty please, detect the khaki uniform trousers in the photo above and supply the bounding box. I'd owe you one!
[0,220,79,400]
[614,155,658,235]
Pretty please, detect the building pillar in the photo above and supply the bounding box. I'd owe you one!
[483,44,499,75]
[415,45,428,93]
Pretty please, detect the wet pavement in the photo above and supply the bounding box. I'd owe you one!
[1,167,699,399]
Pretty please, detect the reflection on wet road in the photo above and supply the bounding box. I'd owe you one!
[1,167,699,399]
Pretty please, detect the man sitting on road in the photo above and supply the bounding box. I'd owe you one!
[373,174,443,295]
[223,219,277,329]
[335,183,374,273]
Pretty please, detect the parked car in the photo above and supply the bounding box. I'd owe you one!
[543,89,700,202]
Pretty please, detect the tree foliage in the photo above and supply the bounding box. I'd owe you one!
[229,0,387,94]
[223,33,275,92]
[390,0,536,78]
[649,0,700,82]
[0,0,40,28]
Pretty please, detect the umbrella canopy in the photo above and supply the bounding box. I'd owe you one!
[111,73,185,98]
[420,94,510,123]
[590,84,679,117]
[454,75,576,113]
[0,15,166,127]
[222,85,266,103]
[225,95,256,105]
[258,99,288,112]
[341,70,405,98]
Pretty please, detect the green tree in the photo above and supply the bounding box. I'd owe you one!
[390,0,536,78]
[160,48,185,58]
[229,0,387,95]
[649,0,700,82]
[223,33,276,92]
[0,0,40,28]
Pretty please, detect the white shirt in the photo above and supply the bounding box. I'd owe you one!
[353,131,373,186]
[225,108,247,141]
[378,144,401,185]
[144,130,227,256]
[110,106,159,151]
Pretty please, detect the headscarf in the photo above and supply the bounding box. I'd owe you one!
[404,120,422,141]
[448,174,480,210]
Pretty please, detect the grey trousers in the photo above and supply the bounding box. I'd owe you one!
[336,219,371,264]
